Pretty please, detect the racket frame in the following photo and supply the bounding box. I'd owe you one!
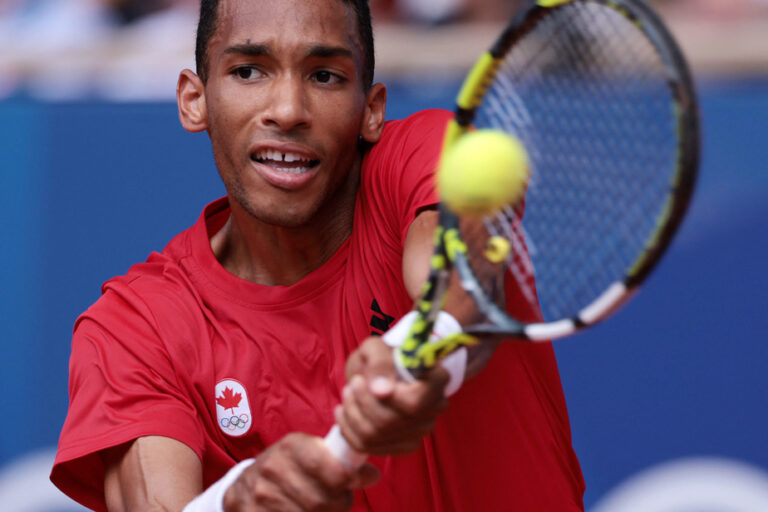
[398,0,700,374]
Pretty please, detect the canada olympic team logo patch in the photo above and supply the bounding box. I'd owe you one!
[215,379,252,437]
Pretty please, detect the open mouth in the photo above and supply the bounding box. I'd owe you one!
[251,150,320,173]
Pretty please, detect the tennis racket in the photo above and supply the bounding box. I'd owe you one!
[326,0,699,467]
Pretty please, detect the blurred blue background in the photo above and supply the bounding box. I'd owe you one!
[2,75,767,512]
[2,1,768,510]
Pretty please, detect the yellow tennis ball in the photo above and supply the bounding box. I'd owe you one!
[438,129,529,216]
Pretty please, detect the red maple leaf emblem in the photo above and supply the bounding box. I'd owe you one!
[216,387,242,412]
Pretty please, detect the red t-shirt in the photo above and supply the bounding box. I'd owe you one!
[51,109,584,511]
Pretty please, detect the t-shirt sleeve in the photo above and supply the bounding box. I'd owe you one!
[362,109,453,245]
[50,282,204,512]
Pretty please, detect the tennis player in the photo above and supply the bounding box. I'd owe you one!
[51,0,585,510]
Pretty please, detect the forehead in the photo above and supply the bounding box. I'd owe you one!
[213,0,361,56]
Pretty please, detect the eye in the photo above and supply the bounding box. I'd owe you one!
[312,70,343,85]
[232,66,263,81]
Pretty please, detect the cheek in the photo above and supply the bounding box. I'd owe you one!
[208,120,245,190]
[207,100,236,142]
[206,86,249,134]
[325,122,363,172]
[207,98,249,166]
[323,99,366,149]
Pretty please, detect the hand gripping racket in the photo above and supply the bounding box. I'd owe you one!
[325,0,699,468]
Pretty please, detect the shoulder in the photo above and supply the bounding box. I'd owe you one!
[81,258,201,347]
[74,209,212,365]
[97,261,191,320]
[376,109,454,149]
[355,110,449,247]
[83,198,223,340]
[391,108,454,129]
[363,108,453,178]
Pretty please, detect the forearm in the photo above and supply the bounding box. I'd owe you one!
[402,209,501,382]
[101,436,202,512]
[103,433,378,512]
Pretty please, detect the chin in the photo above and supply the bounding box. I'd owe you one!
[242,199,318,228]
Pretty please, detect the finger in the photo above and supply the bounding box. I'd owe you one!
[293,435,351,488]
[385,369,450,417]
[350,374,411,436]
[233,466,303,512]
[256,433,351,511]
[368,375,395,398]
[275,472,351,512]
[344,346,367,381]
[337,404,434,455]
[350,366,448,427]
[339,377,440,454]
[337,373,420,452]
[356,414,437,456]
[336,377,380,451]
[356,337,398,392]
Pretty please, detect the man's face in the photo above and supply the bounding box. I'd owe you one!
[199,0,381,227]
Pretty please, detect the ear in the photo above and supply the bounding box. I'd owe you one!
[177,69,208,133]
[360,82,387,144]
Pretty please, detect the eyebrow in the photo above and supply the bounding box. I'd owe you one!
[223,43,355,61]
[306,45,355,61]
[223,43,270,57]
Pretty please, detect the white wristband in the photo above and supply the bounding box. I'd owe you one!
[382,311,467,396]
[182,458,256,512]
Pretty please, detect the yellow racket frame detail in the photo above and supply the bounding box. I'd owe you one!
[537,0,572,7]
[395,0,698,375]
[456,53,503,111]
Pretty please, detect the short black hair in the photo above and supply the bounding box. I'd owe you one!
[195,0,375,88]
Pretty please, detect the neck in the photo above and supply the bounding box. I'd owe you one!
[211,163,360,287]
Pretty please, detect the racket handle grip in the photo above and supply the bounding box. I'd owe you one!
[323,424,367,470]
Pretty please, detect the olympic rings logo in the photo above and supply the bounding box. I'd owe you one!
[220,414,250,430]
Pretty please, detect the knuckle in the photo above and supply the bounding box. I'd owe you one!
[346,409,378,439]
[352,421,377,445]
[251,479,276,504]
[302,449,324,474]
[400,396,424,416]
[304,495,324,512]
[339,425,364,452]
[257,456,282,482]
[222,482,242,511]
[282,431,304,446]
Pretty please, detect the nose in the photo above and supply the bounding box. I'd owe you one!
[260,74,311,132]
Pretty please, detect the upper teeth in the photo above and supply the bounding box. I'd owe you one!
[256,150,310,163]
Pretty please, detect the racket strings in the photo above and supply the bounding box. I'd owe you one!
[470,1,680,322]
[543,6,673,249]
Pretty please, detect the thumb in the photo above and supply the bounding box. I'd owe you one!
[358,337,399,398]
